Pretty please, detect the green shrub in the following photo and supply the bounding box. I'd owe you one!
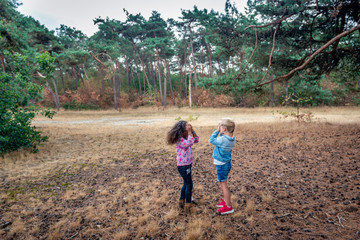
[288,76,334,106]
[0,52,55,154]
[63,99,101,110]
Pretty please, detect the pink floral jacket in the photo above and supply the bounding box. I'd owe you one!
[175,136,199,166]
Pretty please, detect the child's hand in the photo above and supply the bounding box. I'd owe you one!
[217,123,221,132]
[187,124,193,135]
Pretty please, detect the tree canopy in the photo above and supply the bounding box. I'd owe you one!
[0,0,359,113]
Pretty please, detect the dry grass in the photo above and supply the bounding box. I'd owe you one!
[9,219,25,237]
[245,215,254,224]
[215,231,228,240]
[185,227,203,240]
[0,107,359,240]
[145,220,160,237]
[184,217,212,240]
[165,208,178,221]
[233,211,243,218]
[245,199,256,214]
[261,192,273,203]
[114,230,129,240]
[172,221,185,233]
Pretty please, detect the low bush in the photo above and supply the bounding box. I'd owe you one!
[62,99,101,110]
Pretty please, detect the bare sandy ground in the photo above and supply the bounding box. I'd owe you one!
[33,106,360,127]
[1,107,359,239]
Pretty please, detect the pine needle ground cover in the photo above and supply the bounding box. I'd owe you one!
[0,107,359,239]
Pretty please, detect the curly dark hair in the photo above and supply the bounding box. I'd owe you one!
[167,120,187,144]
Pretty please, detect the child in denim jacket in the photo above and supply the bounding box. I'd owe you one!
[209,118,235,214]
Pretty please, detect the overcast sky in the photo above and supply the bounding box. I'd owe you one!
[17,0,247,37]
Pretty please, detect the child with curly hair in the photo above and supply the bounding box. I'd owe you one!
[167,120,199,214]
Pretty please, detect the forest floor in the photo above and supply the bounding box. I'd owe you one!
[0,107,359,240]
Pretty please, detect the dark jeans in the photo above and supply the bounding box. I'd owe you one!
[177,164,193,203]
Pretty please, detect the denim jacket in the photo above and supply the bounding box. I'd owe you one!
[208,130,235,163]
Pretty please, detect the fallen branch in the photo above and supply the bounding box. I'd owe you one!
[257,23,360,87]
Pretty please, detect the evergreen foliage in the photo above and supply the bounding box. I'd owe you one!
[0,0,359,112]
[0,52,54,154]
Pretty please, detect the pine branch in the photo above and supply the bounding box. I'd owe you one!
[244,13,295,30]
[239,28,257,75]
[257,23,360,87]
[260,22,281,82]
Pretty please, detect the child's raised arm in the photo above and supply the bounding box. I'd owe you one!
[191,127,199,143]
[208,129,223,146]
[178,136,197,148]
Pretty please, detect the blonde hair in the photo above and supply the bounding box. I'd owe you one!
[221,118,235,133]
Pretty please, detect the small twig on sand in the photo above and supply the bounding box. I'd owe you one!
[337,216,345,228]
[276,213,291,218]
[69,232,79,239]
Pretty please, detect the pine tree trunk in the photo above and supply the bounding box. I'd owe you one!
[188,65,199,108]
[116,61,121,97]
[0,53,5,72]
[72,67,78,90]
[59,68,66,95]
[189,70,192,108]
[146,61,152,88]
[184,51,188,98]
[130,63,135,88]
[151,61,157,92]
[189,25,198,91]
[99,66,104,96]
[52,78,60,109]
[270,81,275,107]
[178,60,183,97]
[217,60,223,75]
[46,80,61,110]
[77,66,84,85]
[163,61,167,107]
[132,42,142,95]
[156,49,163,105]
[112,74,118,110]
[201,47,205,77]
[125,58,131,87]
[139,55,151,91]
[82,64,89,80]
[165,60,174,99]
[284,80,289,106]
[206,43,213,78]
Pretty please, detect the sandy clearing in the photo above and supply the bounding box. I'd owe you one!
[32,106,360,127]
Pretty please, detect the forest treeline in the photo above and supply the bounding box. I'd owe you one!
[1,0,360,111]
[1,0,359,153]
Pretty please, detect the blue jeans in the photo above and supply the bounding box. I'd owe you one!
[177,164,193,203]
[216,162,232,182]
